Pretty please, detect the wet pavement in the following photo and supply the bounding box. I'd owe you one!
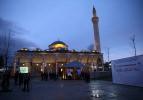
[0,79,143,100]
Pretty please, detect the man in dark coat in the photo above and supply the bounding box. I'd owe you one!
[23,73,30,92]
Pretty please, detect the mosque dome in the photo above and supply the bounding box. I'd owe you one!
[49,41,68,51]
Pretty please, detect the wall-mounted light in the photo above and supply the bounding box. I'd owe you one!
[62,75,64,79]
[41,68,43,72]
[92,50,96,52]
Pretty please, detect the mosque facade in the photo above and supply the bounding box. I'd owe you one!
[13,6,103,78]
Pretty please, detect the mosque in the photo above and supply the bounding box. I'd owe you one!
[13,6,103,79]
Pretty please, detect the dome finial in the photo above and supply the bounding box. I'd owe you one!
[93,5,96,16]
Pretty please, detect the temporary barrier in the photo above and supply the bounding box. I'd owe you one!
[111,55,143,87]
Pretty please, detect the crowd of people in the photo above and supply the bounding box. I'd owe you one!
[41,72,58,81]
[0,70,31,92]
[14,71,31,91]
[40,70,90,82]
[0,69,91,92]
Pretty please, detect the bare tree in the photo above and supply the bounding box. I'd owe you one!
[4,31,11,68]
[0,18,36,68]
[0,30,11,68]
[131,34,137,56]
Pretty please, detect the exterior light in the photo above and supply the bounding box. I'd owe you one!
[62,75,64,79]
[24,48,28,51]
[94,65,97,69]
[48,64,51,66]
[22,63,25,66]
[21,48,28,51]
[41,68,43,72]
[62,75,65,79]
[54,44,65,48]
[99,66,102,69]
[92,50,95,52]
[44,64,47,67]
[96,94,100,98]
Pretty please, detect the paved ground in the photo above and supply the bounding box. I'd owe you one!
[0,78,143,100]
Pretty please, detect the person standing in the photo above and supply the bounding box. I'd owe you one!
[14,71,19,85]
[23,73,30,92]
[18,73,23,87]
[1,70,11,92]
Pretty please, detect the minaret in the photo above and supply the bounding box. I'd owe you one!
[92,6,101,52]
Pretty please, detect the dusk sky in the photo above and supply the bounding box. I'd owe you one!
[0,0,143,61]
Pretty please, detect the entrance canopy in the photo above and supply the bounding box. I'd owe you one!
[65,61,84,68]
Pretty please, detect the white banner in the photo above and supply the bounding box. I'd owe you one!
[111,55,143,87]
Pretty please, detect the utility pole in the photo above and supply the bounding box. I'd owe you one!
[107,48,110,62]
[131,34,137,56]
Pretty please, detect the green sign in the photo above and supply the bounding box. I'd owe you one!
[20,67,29,73]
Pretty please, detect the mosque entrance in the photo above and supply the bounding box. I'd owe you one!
[58,67,81,80]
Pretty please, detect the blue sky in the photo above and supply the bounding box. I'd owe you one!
[0,0,143,61]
